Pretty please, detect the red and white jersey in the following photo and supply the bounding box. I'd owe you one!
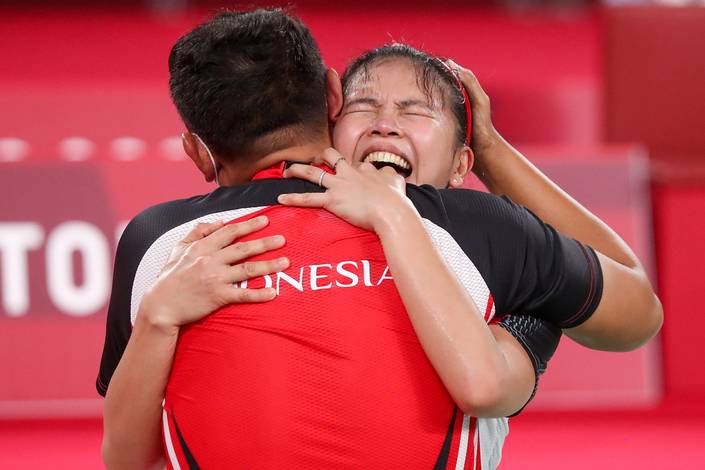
[98,163,601,469]
[161,205,505,469]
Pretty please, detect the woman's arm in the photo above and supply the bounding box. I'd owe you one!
[102,218,289,469]
[449,60,663,351]
[369,189,535,417]
[279,152,538,417]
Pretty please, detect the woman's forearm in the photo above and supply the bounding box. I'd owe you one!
[474,134,641,269]
[448,61,661,351]
[373,202,533,417]
[473,133,662,350]
[102,310,178,470]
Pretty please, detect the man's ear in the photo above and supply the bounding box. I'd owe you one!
[448,146,473,188]
[182,132,215,182]
[326,67,344,122]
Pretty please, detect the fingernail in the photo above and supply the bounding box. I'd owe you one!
[254,215,268,224]
[272,235,285,244]
[277,194,288,203]
[278,257,290,267]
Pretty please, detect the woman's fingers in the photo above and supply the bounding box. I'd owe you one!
[283,163,338,188]
[357,161,382,174]
[378,165,401,177]
[198,215,270,250]
[181,220,225,244]
[217,235,286,264]
[320,148,349,173]
[220,286,277,304]
[162,221,226,273]
[446,59,477,87]
[445,59,497,153]
[283,147,348,185]
[228,257,290,283]
[446,59,490,107]
[277,192,328,208]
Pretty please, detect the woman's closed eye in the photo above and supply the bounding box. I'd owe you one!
[398,101,435,118]
[343,98,380,115]
[403,110,433,118]
[345,105,377,115]
[401,107,435,118]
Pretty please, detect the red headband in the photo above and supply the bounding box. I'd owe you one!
[436,58,472,147]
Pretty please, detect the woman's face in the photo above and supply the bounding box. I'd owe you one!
[333,59,467,187]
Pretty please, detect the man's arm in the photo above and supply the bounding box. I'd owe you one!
[450,60,663,351]
[101,218,288,469]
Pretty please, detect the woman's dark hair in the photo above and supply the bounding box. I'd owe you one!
[341,44,469,148]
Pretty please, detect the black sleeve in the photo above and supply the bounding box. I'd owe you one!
[497,314,562,414]
[514,207,603,328]
[439,189,603,329]
[498,314,561,378]
[95,215,150,397]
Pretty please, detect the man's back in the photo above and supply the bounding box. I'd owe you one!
[165,205,487,468]
[99,166,596,469]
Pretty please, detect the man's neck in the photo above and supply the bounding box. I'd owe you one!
[219,141,331,185]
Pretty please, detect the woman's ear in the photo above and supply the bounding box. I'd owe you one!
[326,67,344,122]
[182,132,216,182]
[448,146,473,188]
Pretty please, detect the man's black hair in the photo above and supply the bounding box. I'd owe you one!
[169,9,328,160]
[341,44,468,148]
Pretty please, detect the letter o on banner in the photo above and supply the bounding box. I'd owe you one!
[46,221,110,316]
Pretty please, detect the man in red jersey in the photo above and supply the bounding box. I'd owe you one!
[98,9,661,470]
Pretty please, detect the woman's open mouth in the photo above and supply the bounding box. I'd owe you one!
[363,151,412,178]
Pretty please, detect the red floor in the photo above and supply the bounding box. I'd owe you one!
[502,410,705,469]
[1,411,704,469]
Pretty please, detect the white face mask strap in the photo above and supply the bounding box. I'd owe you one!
[193,133,220,186]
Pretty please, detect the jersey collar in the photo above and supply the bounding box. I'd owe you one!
[250,161,288,181]
[250,161,333,181]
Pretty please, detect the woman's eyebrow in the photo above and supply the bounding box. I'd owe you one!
[397,99,434,111]
[344,97,380,108]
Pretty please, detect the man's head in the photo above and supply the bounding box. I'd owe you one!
[169,9,338,183]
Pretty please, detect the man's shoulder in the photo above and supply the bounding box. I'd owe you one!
[119,194,209,252]
[132,193,209,225]
[124,179,296,242]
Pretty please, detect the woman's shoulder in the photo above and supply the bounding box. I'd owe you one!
[407,184,528,230]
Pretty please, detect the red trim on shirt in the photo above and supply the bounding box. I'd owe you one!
[483,294,494,322]
[250,161,334,181]
[250,162,287,180]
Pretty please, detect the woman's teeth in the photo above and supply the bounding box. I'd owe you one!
[363,151,411,170]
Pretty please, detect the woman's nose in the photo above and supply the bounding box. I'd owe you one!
[368,114,403,137]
